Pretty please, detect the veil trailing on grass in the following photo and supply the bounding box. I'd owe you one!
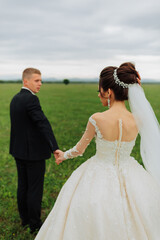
[128,84,160,185]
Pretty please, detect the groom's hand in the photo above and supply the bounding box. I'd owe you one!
[53,150,59,161]
[54,149,65,165]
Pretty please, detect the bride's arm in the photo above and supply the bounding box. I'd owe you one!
[55,119,95,164]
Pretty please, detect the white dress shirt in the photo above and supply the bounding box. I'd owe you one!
[22,87,35,95]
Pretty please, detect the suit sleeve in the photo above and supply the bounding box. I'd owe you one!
[27,95,59,152]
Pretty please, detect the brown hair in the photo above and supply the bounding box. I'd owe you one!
[22,68,41,81]
[99,62,139,101]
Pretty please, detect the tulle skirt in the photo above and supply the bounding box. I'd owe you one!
[35,155,160,240]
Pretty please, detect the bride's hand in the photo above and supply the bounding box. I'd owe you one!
[137,72,141,86]
[54,149,66,165]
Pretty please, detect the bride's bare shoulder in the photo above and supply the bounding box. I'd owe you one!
[90,111,112,125]
[90,111,107,120]
[91,110,135,122]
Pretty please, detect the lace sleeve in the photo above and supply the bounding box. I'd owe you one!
[64,118,96,159]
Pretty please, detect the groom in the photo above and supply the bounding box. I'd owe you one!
[10,68,59,233]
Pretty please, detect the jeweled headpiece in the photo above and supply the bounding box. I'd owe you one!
[113,69,129,88]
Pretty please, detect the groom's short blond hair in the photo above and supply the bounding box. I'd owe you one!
[22,68,41,81]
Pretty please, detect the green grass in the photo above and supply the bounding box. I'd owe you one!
[0,83,160,239]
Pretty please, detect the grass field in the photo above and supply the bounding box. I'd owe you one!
[0,83,160,240]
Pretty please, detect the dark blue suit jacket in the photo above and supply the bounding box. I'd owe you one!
[10,88,59,160]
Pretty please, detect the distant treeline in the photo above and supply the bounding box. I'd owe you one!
[0,80,64,84]
[0,80,22,83]
[0,80,160,84]
[0,80,98,84]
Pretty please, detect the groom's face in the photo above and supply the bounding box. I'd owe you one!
[24,73,42,93]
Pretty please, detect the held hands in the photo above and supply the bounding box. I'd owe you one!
[54,149,66,165]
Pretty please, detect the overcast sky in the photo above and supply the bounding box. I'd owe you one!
[0,0,160,80]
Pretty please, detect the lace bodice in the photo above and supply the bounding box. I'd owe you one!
[64,115,136,164]
[89,117,136,163]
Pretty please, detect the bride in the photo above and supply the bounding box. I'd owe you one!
[35,62,160,240]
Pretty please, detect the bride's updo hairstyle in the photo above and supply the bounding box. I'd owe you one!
[99,62,139,100]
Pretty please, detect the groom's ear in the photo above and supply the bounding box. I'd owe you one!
[23,78,28,86]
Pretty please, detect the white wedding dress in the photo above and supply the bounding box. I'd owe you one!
[35,116,160,240]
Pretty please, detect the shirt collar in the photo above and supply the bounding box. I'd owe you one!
[21,87,35,95]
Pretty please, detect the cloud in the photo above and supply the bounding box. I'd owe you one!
[0,0,160,80]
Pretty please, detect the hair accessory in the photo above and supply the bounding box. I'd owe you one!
[113,69,129,88]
